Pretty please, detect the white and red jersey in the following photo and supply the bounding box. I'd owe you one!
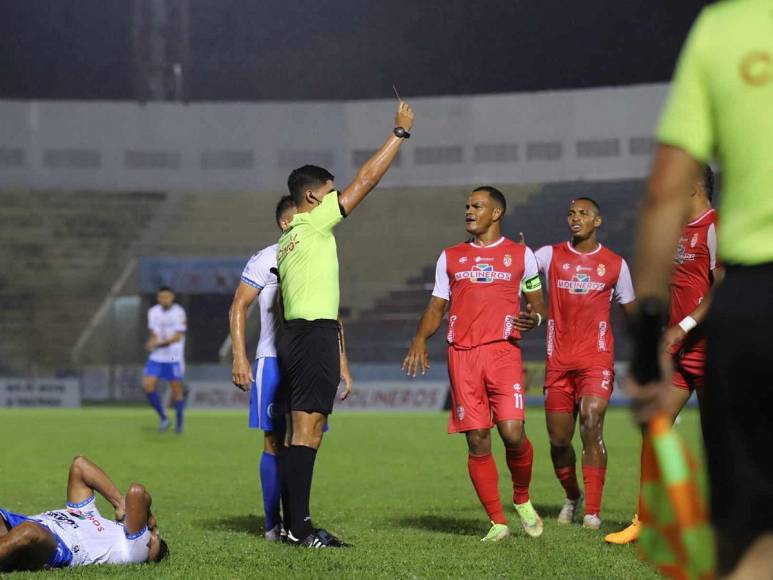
[535,242,635,370]
[669,209,718,354]
[432,237,540,349]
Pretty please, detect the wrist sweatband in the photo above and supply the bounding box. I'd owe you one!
[678,316,697,333]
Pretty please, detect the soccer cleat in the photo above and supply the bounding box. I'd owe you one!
[158,418,170,433]
[582,513,602,530]
[557,493,584,525]
[481,522,510,543]
[514,501,544,538]
[299,528,349,548]
[604,514,640,544]
[264,523,282,542]
[174,424,183,435]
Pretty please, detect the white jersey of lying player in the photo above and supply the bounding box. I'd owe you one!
[240,243,281,359]
[31,496,149,567]
[147,303,186,364]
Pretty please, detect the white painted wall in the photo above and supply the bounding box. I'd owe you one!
[0,83,668,192]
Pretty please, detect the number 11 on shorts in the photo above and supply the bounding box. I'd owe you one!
[513,384,524,410]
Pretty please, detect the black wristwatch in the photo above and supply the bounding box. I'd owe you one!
[393,126,411,139]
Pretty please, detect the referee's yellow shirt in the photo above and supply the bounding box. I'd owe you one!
[278,192,344,321]
[657,0,773,266]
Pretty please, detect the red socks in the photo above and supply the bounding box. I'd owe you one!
[554,465,581,500]
[468,453,506,524]
[505,437,534,505]
[582,465,606,516]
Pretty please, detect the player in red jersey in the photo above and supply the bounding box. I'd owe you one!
[403,186,546,542]
[534,197,636,531]
[606,166,722,544]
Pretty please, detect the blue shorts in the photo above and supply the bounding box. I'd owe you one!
[143,360,184,381]
[249,357,328,433]
[0,508,73,568]
[249,357,284,431]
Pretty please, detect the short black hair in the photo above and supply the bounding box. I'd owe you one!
[702,165,715,201]
[154,538,170,563]
[573,197,601,216]
[158,286,173,293]
[275,195,296,226]
[473,185,507,215]
[287,165,335,205]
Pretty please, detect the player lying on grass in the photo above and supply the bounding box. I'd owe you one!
[403,186,546,542]
[0,455,168,571]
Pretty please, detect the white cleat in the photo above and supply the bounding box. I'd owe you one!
[582,513,602,530]
[557,493,584,525]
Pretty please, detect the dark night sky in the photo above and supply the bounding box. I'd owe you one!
[0,0,708,101]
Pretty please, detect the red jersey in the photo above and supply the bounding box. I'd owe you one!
[535,242,635,370]
[433,237,541,349]
[669,209,718,354]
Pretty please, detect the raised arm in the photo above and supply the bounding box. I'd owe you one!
[402,296,448,377]
[67,455,125,520]
[338,101,414,216]
[229,282,261,391]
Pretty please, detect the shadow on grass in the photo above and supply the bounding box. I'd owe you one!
[197,514,265,535]
[394,514,483,536]
[533,503,563,519]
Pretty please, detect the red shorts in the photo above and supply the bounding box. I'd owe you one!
[672,350,705,391]
[447,341,525,434]
[544,366,614,414]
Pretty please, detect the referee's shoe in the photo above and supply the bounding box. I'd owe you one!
[290,528,350,548]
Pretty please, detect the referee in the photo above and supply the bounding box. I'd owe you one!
[629,2,773,577]
[276,101,414,548]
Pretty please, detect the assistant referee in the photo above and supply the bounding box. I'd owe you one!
[276,101,414,548]
[630,2,773,577]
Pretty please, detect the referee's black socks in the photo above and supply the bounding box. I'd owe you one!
[285,444,318,540]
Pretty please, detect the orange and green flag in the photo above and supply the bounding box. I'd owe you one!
[638,413,714,579]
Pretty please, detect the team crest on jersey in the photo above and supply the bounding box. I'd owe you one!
[455,263,512,284]
[503,254,512,267]
[562,263,571,271]
[456,405,465,421]
[557,273,606,294]
[458,256,468,264]
[597,263,605,277]
[674,238,696,264]
[690,233,699,248]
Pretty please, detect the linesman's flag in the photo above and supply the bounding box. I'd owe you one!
[638,413,715,579]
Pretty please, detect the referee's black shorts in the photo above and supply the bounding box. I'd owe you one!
[277,318,341,416]
[703,262,773,540]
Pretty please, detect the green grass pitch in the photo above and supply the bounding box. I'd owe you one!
[1,407,704,579]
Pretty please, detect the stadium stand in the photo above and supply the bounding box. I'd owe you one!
[0,190,166,372]
[0,180,640,371]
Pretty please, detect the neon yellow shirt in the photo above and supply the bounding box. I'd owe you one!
[278,192,344,321]
[657,0,773,265]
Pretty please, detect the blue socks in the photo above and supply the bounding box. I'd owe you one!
[174,400,185,433]
[146,392,167,420]
[260,451,281,531]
